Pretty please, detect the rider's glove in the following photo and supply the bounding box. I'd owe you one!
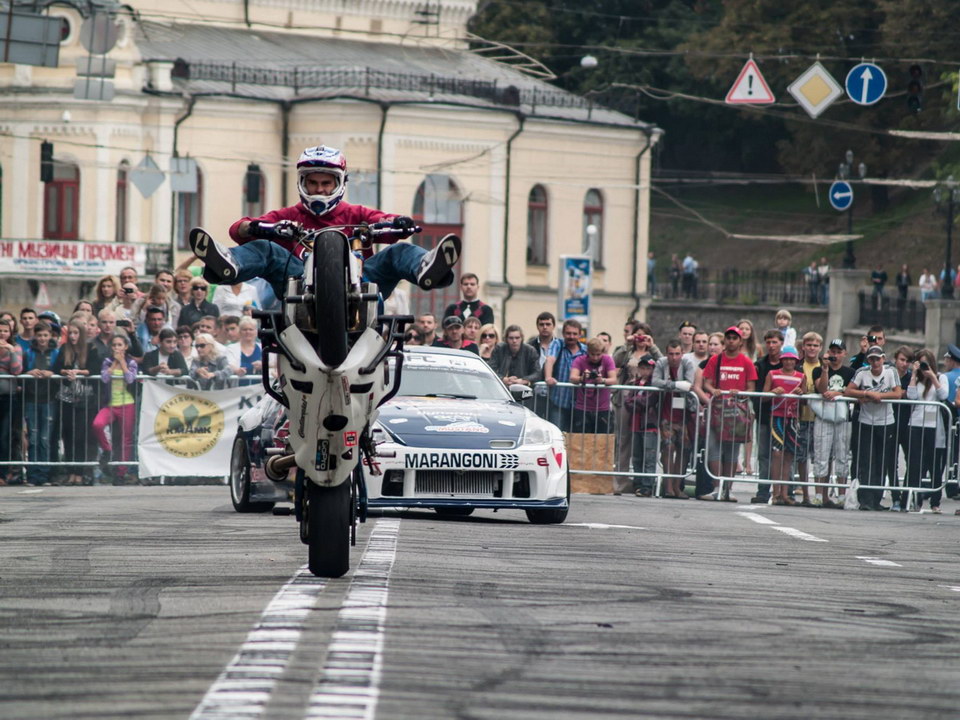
[250,219,298,240]
[391,215,416,232]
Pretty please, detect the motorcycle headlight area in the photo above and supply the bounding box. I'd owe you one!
[521,417,563,446]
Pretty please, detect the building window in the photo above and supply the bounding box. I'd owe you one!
[175,168,203,250]
[582,188,603,266]
[242,164,265,218]
[348,171,378,209]
[43,162,80,240]
[413,174,462,224]
[527,184,547,265]
[115,161,129,243]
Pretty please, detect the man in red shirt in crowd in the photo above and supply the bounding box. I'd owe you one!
[190,145,461,303]
[701,325,758,500]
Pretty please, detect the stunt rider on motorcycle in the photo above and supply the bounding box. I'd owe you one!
[190,145,461,301]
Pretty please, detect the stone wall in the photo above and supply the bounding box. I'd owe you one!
[644,301,828,346]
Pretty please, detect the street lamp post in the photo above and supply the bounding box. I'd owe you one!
[838,149,867,269]
[933,176,959,300]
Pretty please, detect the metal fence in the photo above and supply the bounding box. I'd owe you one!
[654,268,817,306]
[532,381,956,511]
[858,289,926,333]
[0,373,263,486]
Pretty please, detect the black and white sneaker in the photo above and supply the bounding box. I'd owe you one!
[416,234,461,290]
[190,227,239,283]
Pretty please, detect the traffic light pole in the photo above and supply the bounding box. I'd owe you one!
[944,194,955,300]
[843,207,856,269]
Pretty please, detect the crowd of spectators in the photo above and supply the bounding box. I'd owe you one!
[405,276,959,515]
[0,264,268,487]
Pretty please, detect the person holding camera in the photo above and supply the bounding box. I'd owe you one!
[904,349,948,513]
[568,337,617,434]
[92,309,144,365]
[850,325,885,370]
[612,323,659,488]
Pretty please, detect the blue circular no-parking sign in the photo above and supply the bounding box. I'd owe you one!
[845,63,887,106]
[829,180,854,211]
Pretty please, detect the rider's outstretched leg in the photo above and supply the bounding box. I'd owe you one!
[190,230,304,300]
[364,235,461,299]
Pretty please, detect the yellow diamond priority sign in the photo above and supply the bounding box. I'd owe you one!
[788,62,843,118]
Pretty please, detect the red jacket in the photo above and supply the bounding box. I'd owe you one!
[229,201,397,260]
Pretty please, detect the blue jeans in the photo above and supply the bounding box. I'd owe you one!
[24,401,54,485]
[229,240,427,302]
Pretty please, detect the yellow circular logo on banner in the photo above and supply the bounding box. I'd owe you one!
[154,393,224,458]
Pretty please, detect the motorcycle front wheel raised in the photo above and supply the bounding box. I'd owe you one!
[310,231,349,367]
[306,480,351,578]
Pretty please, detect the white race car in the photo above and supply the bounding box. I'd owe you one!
[365,347,569,523]
[230,346,569,524]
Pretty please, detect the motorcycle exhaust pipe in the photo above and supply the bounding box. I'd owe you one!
[265,453,298,482]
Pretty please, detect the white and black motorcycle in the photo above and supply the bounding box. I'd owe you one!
[195,222,442,577]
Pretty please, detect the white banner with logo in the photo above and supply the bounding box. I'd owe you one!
[137,380,263,477]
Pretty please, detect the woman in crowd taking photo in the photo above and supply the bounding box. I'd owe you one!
[190,333,233,390]
[132,283,180,328]
[53,319,103,486]
[904,348,948,513]
[92,275,120,315]
[0,319,22,485]
[92,332,138,484]
[477,323,500,363]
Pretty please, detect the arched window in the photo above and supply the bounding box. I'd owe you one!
[413,174,462,224]
[527,185,548,265]
[582,188,603,266]
[43,161,80,240]
[115,160,129,243]
[175,167,203,250]
[242,163,265,218]
[410,174,464,320]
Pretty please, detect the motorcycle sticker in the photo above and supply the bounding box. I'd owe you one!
[316,439,330,471]
[343,431,358,447]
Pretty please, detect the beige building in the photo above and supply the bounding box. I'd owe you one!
[0,0,659,335]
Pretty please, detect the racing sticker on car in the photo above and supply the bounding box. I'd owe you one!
[405,452,520,469]
[424,421,489,433]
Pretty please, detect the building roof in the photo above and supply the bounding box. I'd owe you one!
[134,21,654,130]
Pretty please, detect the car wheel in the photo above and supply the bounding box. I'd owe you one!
[525,506,568,524]
[230,434,274,513]
[433,507,474,517]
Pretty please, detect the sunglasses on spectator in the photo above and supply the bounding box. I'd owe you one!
[481,333,497,339]
[195,343,208,348]
[193,286,208,291]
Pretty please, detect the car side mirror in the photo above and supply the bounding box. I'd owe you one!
[509,383,533,399]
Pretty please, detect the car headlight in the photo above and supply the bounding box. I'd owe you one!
[522,417,562,446]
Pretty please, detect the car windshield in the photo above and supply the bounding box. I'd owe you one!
[396,353,512,401]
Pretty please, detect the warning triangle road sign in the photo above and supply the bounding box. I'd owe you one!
[725,58,775,105]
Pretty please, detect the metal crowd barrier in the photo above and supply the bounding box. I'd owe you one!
[0,373,264,484]
[532,381,701,495]
[703,392,953,509]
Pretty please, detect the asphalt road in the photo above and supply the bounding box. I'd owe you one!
[1,486,959,720]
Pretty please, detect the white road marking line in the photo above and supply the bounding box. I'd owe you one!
[857,556,902,567]
[939,585,960,592]
[772,526,828,542]
[305,519,400,720]
[18,489,43,495]
[737,512,779,525]
[566,522,646,530]
[189,567,328,720]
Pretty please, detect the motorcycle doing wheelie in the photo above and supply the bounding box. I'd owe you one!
[199,220,432,577]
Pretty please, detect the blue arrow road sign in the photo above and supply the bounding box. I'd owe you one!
[845,62,887,106]
[829,180,854,211]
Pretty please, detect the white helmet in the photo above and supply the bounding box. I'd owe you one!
[296,145,347,216]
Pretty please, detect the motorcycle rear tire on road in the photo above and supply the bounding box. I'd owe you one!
[311,231,349,368]
[307,480,351,578]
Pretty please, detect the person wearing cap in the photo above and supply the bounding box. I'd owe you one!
[850,325,885,371]
[942,344,960,499]
[701,325,758,501]
[623,353,660,497]
[811,339,856,509]
[845,345,903,510]
[432,316,479,355]
[652,339,696,498]
[763,346,804,505]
